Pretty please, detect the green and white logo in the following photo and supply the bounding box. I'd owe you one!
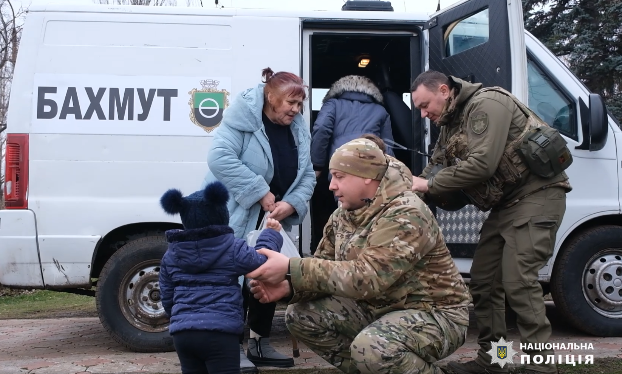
[188,79,229,132]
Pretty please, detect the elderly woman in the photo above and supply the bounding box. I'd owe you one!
[203,67,315,373]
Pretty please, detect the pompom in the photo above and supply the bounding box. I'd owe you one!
[160,189,184,215]
[203,181,229,205]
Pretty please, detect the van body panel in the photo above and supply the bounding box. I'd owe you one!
[38,235,98,287]
[524,33,622,277]
[0,210,44,287]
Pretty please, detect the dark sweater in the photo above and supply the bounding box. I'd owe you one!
[262,112,298,201]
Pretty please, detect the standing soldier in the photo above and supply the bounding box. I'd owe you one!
[246,138,471,374]
[410,70,572,374]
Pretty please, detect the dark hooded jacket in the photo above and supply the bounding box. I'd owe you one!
[159,225,282,335]
[311,75,395,171]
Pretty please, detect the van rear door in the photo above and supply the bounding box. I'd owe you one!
[425,0,528,99]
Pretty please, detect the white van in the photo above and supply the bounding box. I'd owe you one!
[1,0,620,352]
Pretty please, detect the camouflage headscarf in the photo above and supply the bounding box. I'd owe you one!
[329,138,388,181]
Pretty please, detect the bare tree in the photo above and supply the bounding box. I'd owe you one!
[0,0,23,209]
[95,0,177,5]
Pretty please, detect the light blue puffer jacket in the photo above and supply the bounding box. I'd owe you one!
[202,83,316,239]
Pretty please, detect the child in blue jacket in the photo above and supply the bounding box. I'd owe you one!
[159,181,283,374]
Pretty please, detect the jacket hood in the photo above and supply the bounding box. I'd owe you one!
[220,84,266,132]
[436,76,482,127]
[323,75,384,104]
[164,225,234,274]
[221,83,306,133]
[342,155,413,227]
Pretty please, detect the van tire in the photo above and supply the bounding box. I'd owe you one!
[551,225,622,336]
[96,235,174,352]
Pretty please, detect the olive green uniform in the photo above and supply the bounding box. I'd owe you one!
[421,77,571,373]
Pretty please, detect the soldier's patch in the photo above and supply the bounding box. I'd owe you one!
[470,111,489,135]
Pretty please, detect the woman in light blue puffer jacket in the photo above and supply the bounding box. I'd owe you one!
[202,67,315,372]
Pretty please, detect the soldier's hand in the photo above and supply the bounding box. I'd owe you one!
[246,249,289,284]
[411,176,429,193]
[249,279,291,303]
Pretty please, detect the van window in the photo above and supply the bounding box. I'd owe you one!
[445,9,489,56]
[527,56,577,139]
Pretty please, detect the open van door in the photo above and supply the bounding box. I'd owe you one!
[422,0,529,271]
[425,0,528,101]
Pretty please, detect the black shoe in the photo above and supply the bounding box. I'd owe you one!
[239,344,258,374]
[246,337,295,368]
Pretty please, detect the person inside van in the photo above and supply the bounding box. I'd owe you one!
[202,67,316,373]
[158,181,284,374]
[246,137,471,374]
[309,75,395,253]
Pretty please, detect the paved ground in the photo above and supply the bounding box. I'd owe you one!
[1,302,621,374]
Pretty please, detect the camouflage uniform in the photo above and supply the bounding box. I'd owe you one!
[420,77,572,373]
[286,139,472,374]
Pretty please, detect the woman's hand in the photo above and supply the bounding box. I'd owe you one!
[259,192,276,212]
[268,201,295,221]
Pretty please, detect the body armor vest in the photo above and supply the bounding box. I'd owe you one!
[441,87,547,211]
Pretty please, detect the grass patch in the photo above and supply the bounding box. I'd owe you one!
[0,289,96,319]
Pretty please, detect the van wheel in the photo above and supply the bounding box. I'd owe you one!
[551,225,622,336]
[96,235,173,352]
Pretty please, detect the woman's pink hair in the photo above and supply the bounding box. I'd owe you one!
[262,67,307,102]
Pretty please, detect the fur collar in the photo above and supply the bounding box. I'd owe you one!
[323,75,384,104]
[165,225,234,243]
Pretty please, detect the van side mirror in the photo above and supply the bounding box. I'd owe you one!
[576,94,608,151]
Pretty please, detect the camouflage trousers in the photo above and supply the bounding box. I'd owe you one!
[285,296,468,374]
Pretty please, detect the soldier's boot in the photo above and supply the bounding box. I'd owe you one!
[239,344,258,374]
[246,337,295,368]
[447,360,508,374]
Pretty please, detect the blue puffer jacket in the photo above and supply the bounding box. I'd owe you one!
[159,225,282,335]
[311,75,395,171]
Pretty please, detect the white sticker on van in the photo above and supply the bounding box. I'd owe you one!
[32,74,231,136]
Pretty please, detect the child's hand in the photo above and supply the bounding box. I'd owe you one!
[265,218,282,231]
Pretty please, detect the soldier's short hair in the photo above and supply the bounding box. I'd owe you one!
[410,70,450,93]
[360,133,387,153]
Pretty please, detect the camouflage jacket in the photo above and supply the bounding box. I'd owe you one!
[289,157,471,323]
[421,77,570,210]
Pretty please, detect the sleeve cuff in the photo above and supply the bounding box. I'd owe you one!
[289,257,304,291]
